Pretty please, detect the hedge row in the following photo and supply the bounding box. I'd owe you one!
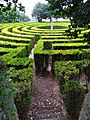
[54,60,90,89]
[54,60,89,120]
[1,26,35,39]
[21,23,69,34]
[7,57,33,69]
[0,47,15,55]
[52,42,88,50]
[0,40,29,47]
[9,63,33,120]
[12,26,38,35]
[31,22,69,30]
[41,35,68,39]
[0,22,37,120]
[41,38,84,43]
[34,39,90,71]
[0,34,34,43]
[1,48,34,120]
[0,37,35,56]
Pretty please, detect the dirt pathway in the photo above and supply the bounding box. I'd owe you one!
[28,45,69,120]
[29,45,36,58]
[28,70,69,120]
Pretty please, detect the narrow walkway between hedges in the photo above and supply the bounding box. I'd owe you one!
[28,69,69,120]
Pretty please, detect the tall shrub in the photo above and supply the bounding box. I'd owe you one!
[63,80,85,120]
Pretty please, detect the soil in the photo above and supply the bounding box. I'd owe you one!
[28,70,69,120]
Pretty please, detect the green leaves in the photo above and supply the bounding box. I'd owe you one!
[0,0,25,23]
[12,0,18,4]
[63,80,85,120]
[32,2,54,22]
[0,57,18,119]
[65,27,81,39]
[54,60,86,120]
[84,32,90,44]
[47,0,90,42]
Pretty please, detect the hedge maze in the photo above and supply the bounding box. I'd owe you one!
[0,22,37,119]
[33,22,90,119]
[34,22,90,74]
[1,21,90,119]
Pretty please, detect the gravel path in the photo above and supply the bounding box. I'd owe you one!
[28,70,69,120]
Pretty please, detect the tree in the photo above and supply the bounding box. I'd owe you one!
[46,0,86,21]
[0,0,25,23]
[18,12,30,22]
[0,9,19,22]
[0,0,25,12]
[32,2,53,22]
[72,0,90,27]
[46,0,90,42]
[0,9,30,23]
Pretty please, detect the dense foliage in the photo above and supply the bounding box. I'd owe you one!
[0,0,25,23]
[46,0,90,42]
[32,2,53,22]
[63,80,85,120]
[0,57,19,120]
[0,0,25,12]
[0,22,36,120]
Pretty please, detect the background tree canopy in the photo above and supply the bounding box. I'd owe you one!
[0,0,25,22]
[0,0,25,12]
[32,2,54,22]
[46,0,90,42]
[46,0,89,26]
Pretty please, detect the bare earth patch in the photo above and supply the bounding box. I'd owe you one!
[28,70,69,120]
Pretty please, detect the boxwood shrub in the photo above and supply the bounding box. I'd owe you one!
[54,60,90,90]
[10,67,33,120]
[34,40,90,71]
[62,80,85,120]
[54,61,88,120]
[54,61,79,90]
[7,57,33,69]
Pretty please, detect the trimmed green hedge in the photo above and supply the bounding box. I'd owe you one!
[52,42,89,50]
[62,80,85,120]
[1,26,35,39]
[0,47,15,56]
[54,60,89,120]
[0,40,30,48]
[0,22,36,120]
[41,35,68,39]
[2,47,25,60]
[54,61,79,90]
[0,39,34,57]
[0,34,33,43]
[54,60,90,90]
[34,40,90,71]
[7,57,33,69]
[1,21,90,120]
[42,38,83,43]
[10,67,33,120]
[12,26,37,35]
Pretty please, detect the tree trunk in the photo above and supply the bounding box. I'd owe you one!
[50,18,53,30]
